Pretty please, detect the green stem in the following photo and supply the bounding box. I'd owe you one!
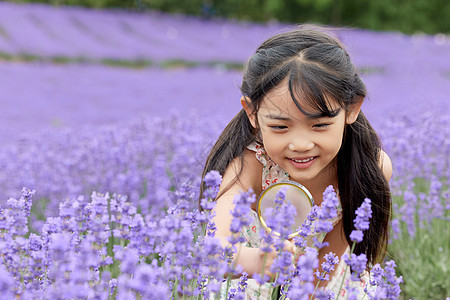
[310,272,325,300]
[257,252,269,300]
[335,242,356,300]
[225,244,242,297]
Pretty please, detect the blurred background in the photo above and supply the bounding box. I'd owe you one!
[7,0,450,34]
[0,0,449,142]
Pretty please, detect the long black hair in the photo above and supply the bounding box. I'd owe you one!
[200,25,391,266]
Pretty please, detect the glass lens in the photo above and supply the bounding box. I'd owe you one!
[257,181,314,238]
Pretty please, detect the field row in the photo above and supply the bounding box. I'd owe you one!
[0,2,449,68]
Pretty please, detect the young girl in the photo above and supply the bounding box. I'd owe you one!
[200,25,392,298]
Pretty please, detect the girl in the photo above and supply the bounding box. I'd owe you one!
[200,25,392,298]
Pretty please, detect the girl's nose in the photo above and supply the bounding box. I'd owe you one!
[288,137,314,152]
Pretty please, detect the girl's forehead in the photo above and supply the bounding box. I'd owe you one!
[259,79,341,118]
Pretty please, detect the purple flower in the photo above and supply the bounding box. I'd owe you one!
[274,186,287,205]
[253,273,270,285]
[0,265,14,295]
[343,253,368,281]
[319,186,339,220]
[297,247,319,282]
[313,237,329,249]
[313,186,339,235]
[314,290,335,300]
[228,190,255,244]
[259,229,275,253]
[270,251,294,285]
[369,263,384,286]
[200,197,216,210]
[315,220,333,233]
[286,277,314,299]
[237,272,248,293]
[203,170,222,189]
[322,252,339,274]
[202,170,222,200]
[354,198,372,231]
[367,261,403,299]
[263,199,296,250]
[120,248,140,275]
[48,232,71,261]
[383,260,403,299]
[315,252,338,282]
[400,191,417,237]
[349,230,364,243]
[350,198,373,243]
[391,218,401,240]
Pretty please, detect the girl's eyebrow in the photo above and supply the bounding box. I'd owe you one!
[264,111,338,121]
[263,114,292,121]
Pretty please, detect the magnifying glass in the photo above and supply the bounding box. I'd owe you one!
[256,181,314,239]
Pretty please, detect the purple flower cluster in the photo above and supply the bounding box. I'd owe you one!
[228,190,256,245]
[0,179,407,298]
[0,2,283,63]
[0,175,233,298]
[367,261,403,300]
[316,252,339,282]
[0,115,224,231]
[286,247,318,298]
[350,198,372,243]
[315,185,340,235]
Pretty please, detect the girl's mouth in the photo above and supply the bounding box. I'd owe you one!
[290,157,315,163]
[288,156,317,169]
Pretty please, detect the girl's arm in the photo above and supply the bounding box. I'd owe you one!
[211,149,293,278]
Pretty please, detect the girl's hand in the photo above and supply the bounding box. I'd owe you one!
[257,240,296,280]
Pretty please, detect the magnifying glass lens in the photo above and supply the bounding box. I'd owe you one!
[257,181,314,239]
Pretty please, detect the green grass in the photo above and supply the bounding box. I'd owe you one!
[388,217,449,299]
[0,52,245,70]
[387,178,449,299]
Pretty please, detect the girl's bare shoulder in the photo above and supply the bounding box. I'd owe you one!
[379,149,393,181]
[219,148,263,197]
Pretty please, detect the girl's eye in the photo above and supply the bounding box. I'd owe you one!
[313,123,330,128]
[269,125,288,130]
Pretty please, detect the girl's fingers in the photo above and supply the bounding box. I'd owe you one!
[283,240,296,254]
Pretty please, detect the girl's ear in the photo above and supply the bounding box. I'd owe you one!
[346,97,364,124]
[241,96,257,128]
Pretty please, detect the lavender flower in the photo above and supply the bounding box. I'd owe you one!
[314,186,339,235]
[350,198,372,243]
[270,250,294,285]
[315,252,339,282]
[367,261,403,300]
[0,265,14,296]
[228,190,256,245]
[349,230,364,243]
[314,290,335,300]
[354,198,372,231]
[263,197,296,250]
[203,170,223,191]
[343,253,368,281]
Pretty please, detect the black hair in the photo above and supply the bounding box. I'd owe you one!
[200,25,391,267]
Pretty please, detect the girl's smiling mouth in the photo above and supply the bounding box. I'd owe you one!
[287,156,317,168]
[289,157,315,163]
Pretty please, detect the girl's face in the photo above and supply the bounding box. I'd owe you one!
[242,80,361,189]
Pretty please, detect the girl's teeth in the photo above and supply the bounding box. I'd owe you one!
[292,157,314,163]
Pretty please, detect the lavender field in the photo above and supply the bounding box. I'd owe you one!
[0,2,448,299]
